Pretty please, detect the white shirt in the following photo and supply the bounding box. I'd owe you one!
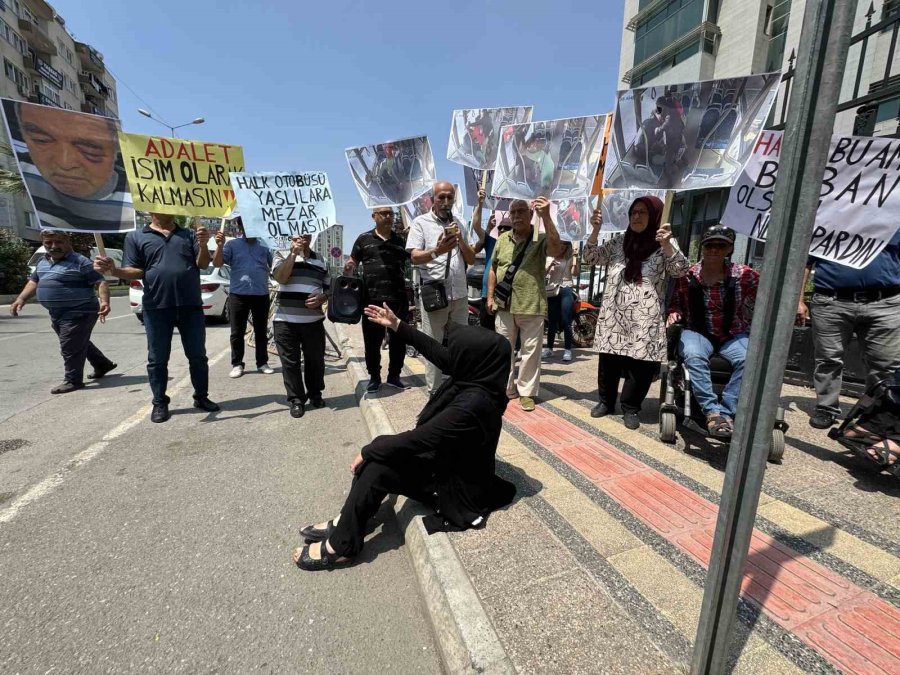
[406,210,472,302]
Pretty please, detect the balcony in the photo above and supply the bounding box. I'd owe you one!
[18,17,57,57]
[81,102,107,117]
[28,92,59,107]
[75,42,105,74]
[24,0,55,20]
[78,70,100,95]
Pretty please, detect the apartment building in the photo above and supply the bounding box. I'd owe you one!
[313,224,344,276]
[0,0,119,244]
[616,0,900,261]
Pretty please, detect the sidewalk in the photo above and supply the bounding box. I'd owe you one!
[330,319,899,675]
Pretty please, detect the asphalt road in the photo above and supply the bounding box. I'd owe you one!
[0,296,439,673]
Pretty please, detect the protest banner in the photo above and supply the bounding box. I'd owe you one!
[555,198,591,242]
[118,132,244,217]
[0,99,135,233]
[345,135,435,208]
[463,167,511,211]
[447,106,533,169]
[721,130,900,268]
[492,114,607,201]
[603,73,780,191]
[229,171,336,250]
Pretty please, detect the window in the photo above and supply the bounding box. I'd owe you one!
[0,18,27,55]
[3,57,27,91]
[62,72,77,95]
[884,0,900,20]
[633,0,704,65]
[36,82,60,106]
[764,1,791,71]
[633,37,701,86]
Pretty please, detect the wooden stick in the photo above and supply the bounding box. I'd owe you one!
[532,208,541,242]
[480,168,489,191]
[661,190,675,225]
[93,232,106,257]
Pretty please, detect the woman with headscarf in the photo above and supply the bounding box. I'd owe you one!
[293,304,517,571]
[582,196,689,429]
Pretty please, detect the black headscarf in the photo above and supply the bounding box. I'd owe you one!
[622,195,663,283]
[418,323,512,426]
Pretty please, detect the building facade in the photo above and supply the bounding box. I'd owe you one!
[313,224,344,276]
[0,0,119,244]
[617,0,900,263]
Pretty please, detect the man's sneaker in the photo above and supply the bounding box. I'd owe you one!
[385,375,409,390]
[520,396,536,412]
[229,365,244,379]
[151,404,170,423]
[541,348,553,360]
[87,363,117,379]
[590,402,610,418]
[562,349,573,362]
[809,410,836,429]
[257,364,275,374]
[194,397,221,413]
[623,412,640,430]
[309,396,326,409]
[51,381,83,395]
[290,401,305,418]
[366,379,381,393]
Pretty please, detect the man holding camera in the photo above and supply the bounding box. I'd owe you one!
[406,181,476,396]
[487,198,564,412]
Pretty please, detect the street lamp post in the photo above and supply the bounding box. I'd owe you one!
[137,108,205,137]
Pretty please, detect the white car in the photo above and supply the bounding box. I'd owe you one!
[130,264,232,323]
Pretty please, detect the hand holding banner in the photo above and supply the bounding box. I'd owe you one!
[230,171,336,250]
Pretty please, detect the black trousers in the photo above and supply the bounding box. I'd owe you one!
[330,456,436,557]
[273,320,325,404]
[50,311,114,385]
[361,299,408,380]
[478,299,496,331]
[229,293,270,367]
[597,353,659,414]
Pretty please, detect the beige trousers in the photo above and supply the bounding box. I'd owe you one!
[495,311,544,398]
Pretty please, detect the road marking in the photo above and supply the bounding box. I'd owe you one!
[0,347,228,525]
[0,313,136,342]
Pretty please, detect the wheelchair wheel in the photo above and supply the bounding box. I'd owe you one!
[768,429,785,463]
[660,411,677,444]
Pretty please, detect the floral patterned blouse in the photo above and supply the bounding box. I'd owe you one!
[582,234,689,362]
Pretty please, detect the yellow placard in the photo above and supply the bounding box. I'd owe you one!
[118,132,244,217]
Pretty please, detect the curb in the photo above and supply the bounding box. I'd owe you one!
[326,319,515,675]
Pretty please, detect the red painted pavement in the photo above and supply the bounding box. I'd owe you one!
[504,404,900,674]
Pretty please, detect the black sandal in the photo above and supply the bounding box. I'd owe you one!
[299,519,335,543]
[706,414,732,439]
[294,541,352,571]
[863,438,900,478]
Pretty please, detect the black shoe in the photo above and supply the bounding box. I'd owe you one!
[366,379,381,393]
[623,412,640,430]
[309,396,326,409]
[151,404,170,423]
[809,410,836,429]
[290,402,305,418]
[50,381,83,395]
[591,402,610,418]
[385,375,409,390]
[299,519,335,543]
[294,542,352,571]
[87,362,117,380]
[193,397,221,413]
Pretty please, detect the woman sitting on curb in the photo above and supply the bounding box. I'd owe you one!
[293,303,517,571]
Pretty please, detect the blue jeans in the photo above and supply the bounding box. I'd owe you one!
[678,330,748,418]
[143,306,208,406]
[546,287,574,350]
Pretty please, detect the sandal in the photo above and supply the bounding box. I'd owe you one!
[706,414,732,439]
[294,541,353,571]
[864,438,900,478]
[299,519,335,543]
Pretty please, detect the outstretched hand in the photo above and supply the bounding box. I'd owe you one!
[364,303,400,331]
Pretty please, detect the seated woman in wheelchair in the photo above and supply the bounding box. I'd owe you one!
[666,225,760,438]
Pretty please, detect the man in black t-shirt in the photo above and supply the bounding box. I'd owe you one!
[346,208,412,392]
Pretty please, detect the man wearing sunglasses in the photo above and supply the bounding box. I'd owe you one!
[666,225,759,438]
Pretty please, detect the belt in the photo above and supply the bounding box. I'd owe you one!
[815,286,900,302]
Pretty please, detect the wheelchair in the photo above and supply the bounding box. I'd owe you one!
[658,325,787,463]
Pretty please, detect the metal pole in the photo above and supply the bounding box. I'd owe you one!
[690,1,858,673]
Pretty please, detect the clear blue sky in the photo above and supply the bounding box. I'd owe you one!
[53,0,625,247]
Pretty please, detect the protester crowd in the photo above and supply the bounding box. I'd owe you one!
[9,182,900,569]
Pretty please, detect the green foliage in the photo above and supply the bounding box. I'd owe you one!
[0,227,31,294]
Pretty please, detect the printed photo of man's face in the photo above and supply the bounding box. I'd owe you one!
[19,102,117,199]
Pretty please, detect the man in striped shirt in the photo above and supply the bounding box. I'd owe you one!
[272,234,330,418]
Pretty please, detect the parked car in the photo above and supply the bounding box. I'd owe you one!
[28,247,124,284]
[130,264,231,323]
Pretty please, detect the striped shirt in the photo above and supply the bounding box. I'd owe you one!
[271,250,330,324]
[30,252,103,316]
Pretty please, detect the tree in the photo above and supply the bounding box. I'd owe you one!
[0,227,31,294]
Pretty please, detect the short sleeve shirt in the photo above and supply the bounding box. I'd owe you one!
[406,211,470,302]
[271,250,331,323]
[123,225,201,310]
[222,237,272,296]
[811,229,900,291]
[31,252,102,316]
[491,231,549,316]
[350,229,410,305]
